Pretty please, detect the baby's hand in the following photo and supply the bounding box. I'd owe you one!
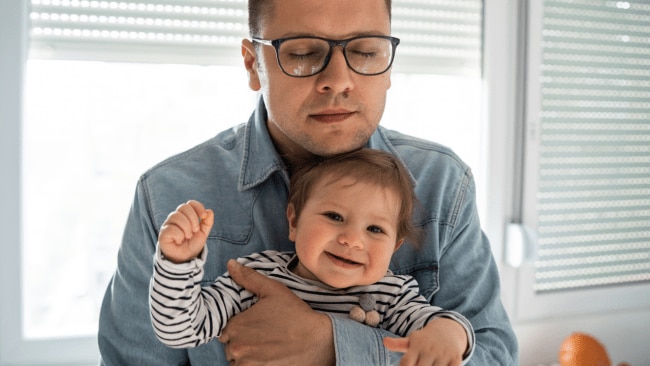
[158,200,214,263]
[383,317,467,366]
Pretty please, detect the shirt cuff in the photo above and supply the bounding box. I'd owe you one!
[329,314,402,366]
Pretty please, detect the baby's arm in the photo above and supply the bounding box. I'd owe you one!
[150,245,249,348]
[158,200,214,263]
[380,276,474,365]
[151,200,237,348]
[384,317,469,366]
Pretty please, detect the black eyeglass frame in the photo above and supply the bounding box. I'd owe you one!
[251,35,401,77]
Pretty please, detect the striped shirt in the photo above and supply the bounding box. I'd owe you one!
[150,249,474,349]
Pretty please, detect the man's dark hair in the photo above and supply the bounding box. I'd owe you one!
[248,0,392,37]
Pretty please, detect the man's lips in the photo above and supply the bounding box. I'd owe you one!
[309,110,355,123]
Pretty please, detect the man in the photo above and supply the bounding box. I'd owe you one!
[98,0,519,365]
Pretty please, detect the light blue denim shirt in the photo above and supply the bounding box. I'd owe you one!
[98,97,518,365]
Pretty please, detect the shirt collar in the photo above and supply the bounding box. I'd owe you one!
[238,96,414,190]
[368,125,417,184]
[239,96,287,191]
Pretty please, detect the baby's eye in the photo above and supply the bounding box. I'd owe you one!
[367,225,384,234]
[324,212,343,222]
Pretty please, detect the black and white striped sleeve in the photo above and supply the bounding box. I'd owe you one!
[381,275,475,361]
[149,246,251,348]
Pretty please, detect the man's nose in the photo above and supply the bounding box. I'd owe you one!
[315,47,354,94]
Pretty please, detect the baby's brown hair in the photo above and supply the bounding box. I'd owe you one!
[288,148,421,246]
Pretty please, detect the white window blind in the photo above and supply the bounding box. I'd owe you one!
[534,0,650,292]
[28,0,482,74]
[391,0,482,75]
[28,0,249,64]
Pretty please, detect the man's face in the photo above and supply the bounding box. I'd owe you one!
[242,0,392,158]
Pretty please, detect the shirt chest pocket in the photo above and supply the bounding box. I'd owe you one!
[200,187,291,284]
[201,238,255,284]
[205,190,256,245]
[196,189,257,283]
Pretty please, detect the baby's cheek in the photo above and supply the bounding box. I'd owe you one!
[370,255,393,277]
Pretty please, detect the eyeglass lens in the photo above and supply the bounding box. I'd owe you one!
[277,37,394,77]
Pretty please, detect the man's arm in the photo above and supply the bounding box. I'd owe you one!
[218,260,335,365]
[98,179,189,365]
[436,176,519,365]
[221,260,407,365]
[99,181,402,366]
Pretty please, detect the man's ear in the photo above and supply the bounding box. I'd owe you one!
[241,39,261,91]
[286,203,298,242]
[394,238,404,253]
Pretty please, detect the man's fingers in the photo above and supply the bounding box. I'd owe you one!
[227,259,281,297]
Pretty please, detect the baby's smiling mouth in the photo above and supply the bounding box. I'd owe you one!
[326,252,361,266]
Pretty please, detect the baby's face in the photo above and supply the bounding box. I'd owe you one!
[288,176,403,288]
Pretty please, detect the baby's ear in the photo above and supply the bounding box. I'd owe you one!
[394,238,404,252]
[286,203,298,241]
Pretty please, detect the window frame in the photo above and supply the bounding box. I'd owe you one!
[507,0,650,323]
[485,3,650,364]
[1,3,114,365]
[0,1,49,365]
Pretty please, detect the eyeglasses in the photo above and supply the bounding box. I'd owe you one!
[252,35,400,77]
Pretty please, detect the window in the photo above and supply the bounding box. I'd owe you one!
[1,1,486,365]
[511,0,650,322]
[22,60,257,339]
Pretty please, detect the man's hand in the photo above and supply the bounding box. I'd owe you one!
[219,260,335,366]
[383,317,468,366]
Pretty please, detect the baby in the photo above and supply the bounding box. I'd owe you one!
[149,148,474,364]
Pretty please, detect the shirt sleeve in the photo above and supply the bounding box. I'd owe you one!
[332,314,475,366]
[436,174,519,365]
[150,245,243,348]
[329,315,403,366]
[381,277,475,363]
[98,180,191,365]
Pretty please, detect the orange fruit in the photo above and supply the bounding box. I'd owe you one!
[558,332,611,366]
